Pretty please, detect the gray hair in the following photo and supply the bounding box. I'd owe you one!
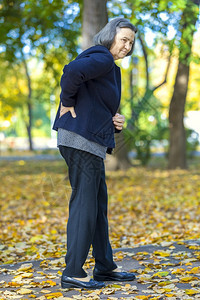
[93,18,137,56]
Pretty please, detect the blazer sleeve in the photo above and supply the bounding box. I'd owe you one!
[60,52,114,107]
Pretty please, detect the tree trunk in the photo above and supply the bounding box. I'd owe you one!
[114,132,132,169]
[168,63,188,169]
[82,0,130,171]
[168,0,199,169]
[22,58,33,151]
[82,0,108,50]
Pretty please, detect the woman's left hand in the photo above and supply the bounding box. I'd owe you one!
[112,113,125,130]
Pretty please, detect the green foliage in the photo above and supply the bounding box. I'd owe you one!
[116,0,199,166]
[0,0,80,62]
[122,91,168,165]
[0,0,81,138]
[0,0,199,155]
[186,129,199,158]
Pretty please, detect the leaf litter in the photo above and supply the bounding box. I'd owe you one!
[1,160,200,299]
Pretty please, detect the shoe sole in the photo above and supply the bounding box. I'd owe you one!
[93,275,136,282]
[61,280,104,289]
[61,281,82,289]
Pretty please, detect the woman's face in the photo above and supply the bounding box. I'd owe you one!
[110,27,135,60]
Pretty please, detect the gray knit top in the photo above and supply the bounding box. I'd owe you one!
[57,128,107,159]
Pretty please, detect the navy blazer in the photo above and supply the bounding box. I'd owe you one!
[53,45,121,152]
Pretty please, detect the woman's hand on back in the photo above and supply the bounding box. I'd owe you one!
[60,102,76,118]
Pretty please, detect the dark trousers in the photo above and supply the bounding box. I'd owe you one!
[59,145,117,278]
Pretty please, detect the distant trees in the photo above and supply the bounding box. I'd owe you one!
[168,0,199,169]
[0,0,79,150]
[117,0,200,169]
[0,0,199,169]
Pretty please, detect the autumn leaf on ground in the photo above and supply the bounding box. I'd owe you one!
[185,288,200,295]
[16,287,32,294]
[44,292,63,299]
[17,263,33,272]
[1,161,200,299]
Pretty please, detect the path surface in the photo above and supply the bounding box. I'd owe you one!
[0,155,61,161]
[1,240,200,299]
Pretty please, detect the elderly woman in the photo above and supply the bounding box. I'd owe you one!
[53,17,137,289]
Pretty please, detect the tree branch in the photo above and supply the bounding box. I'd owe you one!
[152,53,172,92]
[138,33,149,90]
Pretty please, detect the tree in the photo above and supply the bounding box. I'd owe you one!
[0,0,80,150]
[110,0,200,168]
[1,0,199,163]
[81,0,136,170]
[81,0,171,169]
[168,0,199,169]
[82,0,108,50]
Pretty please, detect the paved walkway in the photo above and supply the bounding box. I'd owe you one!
[0,155,61,161]
[1,240,200,299]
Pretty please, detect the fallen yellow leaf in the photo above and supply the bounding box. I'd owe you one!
[152,271,169,278]
[21,272,33,278]
[171,268,185,274]
[17,263,33,272]
[41,280,57,287]
[135,296,151,299]
[103,288,115,295]
[45,292,63,299]
[154,250,171,257]
[185,289,200,295]
[186,267,200,274]
[180,276,199,282]
[17,288,32,295]
[8,282,23,287]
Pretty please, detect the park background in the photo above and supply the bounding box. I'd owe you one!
[1,0,200,299]
[0,0,200,169]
